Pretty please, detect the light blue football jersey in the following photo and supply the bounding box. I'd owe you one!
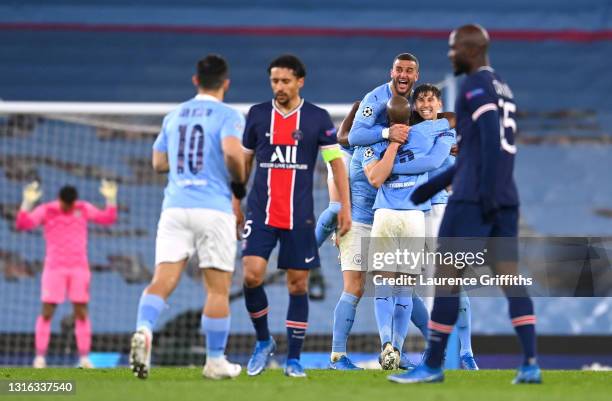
[153,94,245,213]
[431,155,456,204]
[362,120,454,211]
[348,82,393,147]
[349,146,378,225]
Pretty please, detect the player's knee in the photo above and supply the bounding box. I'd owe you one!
[73,304,88,320]
[343,280,364,298]
[287,276,308,294]
[41,304,56,320]
[243,269,264,288]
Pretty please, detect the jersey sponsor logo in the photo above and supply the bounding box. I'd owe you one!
[362,106,374,117]
[385,181,416,189]
[271,145,297,164]
[260,145,308,170]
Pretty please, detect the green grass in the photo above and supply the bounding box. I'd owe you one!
[1,368,610,401]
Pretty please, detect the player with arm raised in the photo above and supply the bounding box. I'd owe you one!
[362,96,453,370]
[130,54,246,380]
[241,54,350,378]
[329,54,448,370]
[16,180,118,369]
[389,24,540,385]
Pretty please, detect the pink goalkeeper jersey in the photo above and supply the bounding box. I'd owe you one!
[15,200,117,271]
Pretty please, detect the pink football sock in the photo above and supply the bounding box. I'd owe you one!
[75,317,92,357]
[35,315,51,357]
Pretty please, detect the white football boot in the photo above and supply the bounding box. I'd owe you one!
[130,328,152,379]
[203,356,242,380]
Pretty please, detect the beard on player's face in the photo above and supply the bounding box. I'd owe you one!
[274,91,290,105]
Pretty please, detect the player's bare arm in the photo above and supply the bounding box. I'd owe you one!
[364,142,401,188]
[329,157,351,236]
[243,151,255,181]
[222,136,246,185]
[152,150,169,173]
[337,101,361,147]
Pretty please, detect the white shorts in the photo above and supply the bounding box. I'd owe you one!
[425,203,446,251]
[155,208,237,272]
[369,208,425,274]
[338,222,372,272]
[326,150,352,182]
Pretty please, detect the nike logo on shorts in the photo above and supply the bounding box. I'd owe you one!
[305,256,315,263]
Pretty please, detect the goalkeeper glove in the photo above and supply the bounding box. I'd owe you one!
[231,182,247,200]
[100,179,118,206]
[21,181,42,210]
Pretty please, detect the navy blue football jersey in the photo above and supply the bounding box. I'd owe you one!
[452,66,519,206]
[243,100,338,229]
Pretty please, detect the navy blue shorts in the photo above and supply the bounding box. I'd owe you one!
[438,201,518,262]
[241,218,320,270]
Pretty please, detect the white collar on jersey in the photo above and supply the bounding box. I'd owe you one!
[477,66,495,72]
[272,98,304,118]
[194,93,221,102]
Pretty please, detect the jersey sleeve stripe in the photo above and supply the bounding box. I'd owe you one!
[319,144,340,150]
[242,145,254,154]
[471,103,498,121]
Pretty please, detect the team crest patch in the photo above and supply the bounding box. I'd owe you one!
[362,106,373,117]
[292,129,303,141]
[364,147,374,158]
[325,128,337,137]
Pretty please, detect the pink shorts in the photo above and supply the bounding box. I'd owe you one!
[41,269,91,304]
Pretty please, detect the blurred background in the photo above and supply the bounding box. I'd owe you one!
[1,0,611,369]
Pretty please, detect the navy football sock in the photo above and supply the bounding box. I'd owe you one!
[425,296,460,369]
[244,285,271,342]
[286,293,309,360]
[508,296,537,365]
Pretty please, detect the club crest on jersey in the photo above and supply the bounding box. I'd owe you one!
[292,129,303,141]
[270,145,297,164]
[362,106,374,117]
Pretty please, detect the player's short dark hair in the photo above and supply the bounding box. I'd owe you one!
[267,54,306,78]
[412,83,442,102]
[196,54,229,90]
[59,185,78,205]
[393,53,420,70]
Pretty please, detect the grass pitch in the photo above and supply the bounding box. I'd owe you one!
[1,368,610,401]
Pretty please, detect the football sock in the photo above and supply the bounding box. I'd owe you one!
[425,296,460,369]
[392,296,413,351]
[508,296,537,365]
[331,292,360,355]
[136,293,165,332]
[374,296,394,346]
[35,315,51,356]
[315,202,341,247]
[201,315,231,360]
[410,294,430,339]
[243,285,270,342]
[75,317,92,357]
[457,293,473,356]
[286,293,309,360]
